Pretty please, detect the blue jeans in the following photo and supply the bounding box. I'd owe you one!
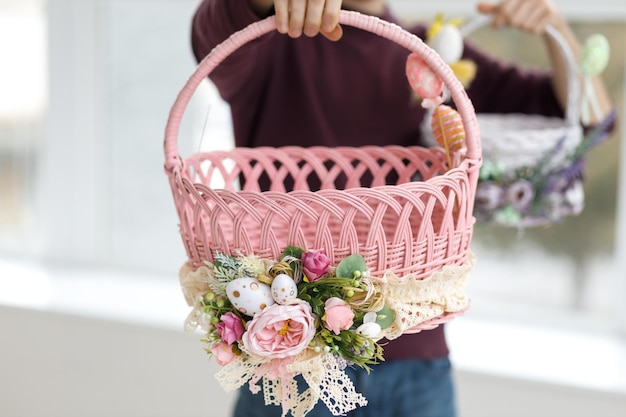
[233,358,456,417]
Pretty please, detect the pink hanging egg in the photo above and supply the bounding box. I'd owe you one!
[405,52,443,99]
[431,105,465,153]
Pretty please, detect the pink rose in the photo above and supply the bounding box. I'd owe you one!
[242,303,316,359]
[210,341,237,366]
[302,249,330,282]
[215,312,245,345]
[324,297,354,335]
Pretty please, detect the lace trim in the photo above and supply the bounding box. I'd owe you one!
[178,263,212,332]
[214,350,366,417]
[376,253,473,340]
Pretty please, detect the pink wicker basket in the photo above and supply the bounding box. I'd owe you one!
[164,11,481,416]
[164,11,481,283]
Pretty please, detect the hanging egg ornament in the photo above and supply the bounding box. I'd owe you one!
[431,105,466,154]
[406,52,444,101]
[578,34,610,125]
[226,277,275,316]
[428,24,464,65]
[270,273,298,305]
[579,34,610,76]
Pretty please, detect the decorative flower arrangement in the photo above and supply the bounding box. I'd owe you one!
[179,244,473,416]
[197,246,393,368]
[474,109,616,226]
[181,246,408,416]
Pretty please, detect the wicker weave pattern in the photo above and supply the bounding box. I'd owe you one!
[164,11,481,279]
[174,145,475,279]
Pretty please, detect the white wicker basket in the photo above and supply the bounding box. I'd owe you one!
[422,16,588,227]
[461,16,587,227]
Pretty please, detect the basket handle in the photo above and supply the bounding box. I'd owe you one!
[459,15,580,127]
[164,10,481,173]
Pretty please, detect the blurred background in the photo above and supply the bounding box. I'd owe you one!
[1,0,626,416]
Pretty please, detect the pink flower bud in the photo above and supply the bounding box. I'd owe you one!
[324,297,355,335]
[215,312,245,345]
[302,249,330,282]
[210,341,237,366]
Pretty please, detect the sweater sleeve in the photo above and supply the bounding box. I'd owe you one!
[463,40,564,118]
[190,0,273,101]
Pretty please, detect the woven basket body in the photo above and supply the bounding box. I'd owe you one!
[164,12,481,281]
[477,114,582,172]
[459,17,585,227]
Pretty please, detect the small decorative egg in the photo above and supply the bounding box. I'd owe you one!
[428,24,464,65]
[580,34,610,76]
[405,52,444,100]
[226,277,275,316]
[271,273,298,305]
[431,105,465,152]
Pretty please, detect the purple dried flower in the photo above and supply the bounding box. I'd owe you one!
[506,180,535,212]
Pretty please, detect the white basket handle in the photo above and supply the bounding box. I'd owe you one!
[460,14,580,127]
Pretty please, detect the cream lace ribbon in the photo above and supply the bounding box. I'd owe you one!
[376,253,474,340]
[215,350,367,417]
[179,254,474,416]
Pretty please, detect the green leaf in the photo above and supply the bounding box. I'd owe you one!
[281,246,304,260]
[335,254,366,278]
[214,253,238,270]
[375,305,396,330]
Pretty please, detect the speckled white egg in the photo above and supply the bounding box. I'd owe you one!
[271,273,298,305]
[428,24,464,64]
[226,277,274,316]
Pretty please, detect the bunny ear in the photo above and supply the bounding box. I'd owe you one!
[405,52,444,103]
[426,13,445,41]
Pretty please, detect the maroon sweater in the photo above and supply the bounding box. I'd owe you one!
[191,0,563,360]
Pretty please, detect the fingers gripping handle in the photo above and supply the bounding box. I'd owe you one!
[163,11,481,173]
